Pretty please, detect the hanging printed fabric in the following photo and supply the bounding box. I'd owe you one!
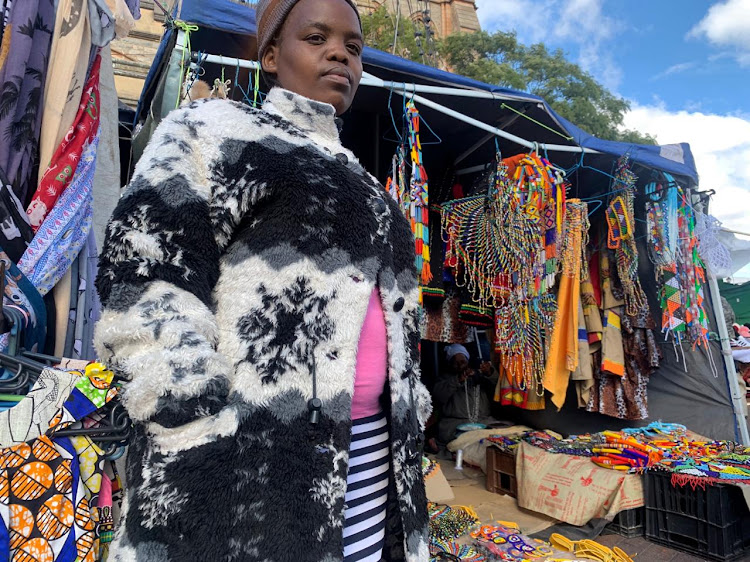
[0,0,55,205]
[606,156,647,317]
[646,172,711,351]
[19,134,98,297]
[26,54,101,231]
[0,365,120,561]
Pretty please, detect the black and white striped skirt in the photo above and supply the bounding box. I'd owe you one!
[343,411,390,562]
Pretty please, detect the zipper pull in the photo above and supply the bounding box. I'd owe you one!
[308,398,322,424]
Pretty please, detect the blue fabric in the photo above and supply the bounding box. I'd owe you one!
[18,134,98,297]
[138,1,698,184]
[173,0,256,35]
[0,247,47,354]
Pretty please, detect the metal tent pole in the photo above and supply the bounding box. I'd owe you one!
[189,54,594,155]
[707,271,750,444]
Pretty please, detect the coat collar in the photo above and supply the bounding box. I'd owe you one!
[264,87,340,142]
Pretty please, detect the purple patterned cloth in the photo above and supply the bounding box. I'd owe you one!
[0,0,54,205]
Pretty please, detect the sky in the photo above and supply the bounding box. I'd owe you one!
[475,0,750,277]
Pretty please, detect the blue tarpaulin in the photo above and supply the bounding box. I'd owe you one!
[144,0,699,184]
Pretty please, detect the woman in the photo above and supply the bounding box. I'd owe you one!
[94,0,431,560]
[433,344,499,443]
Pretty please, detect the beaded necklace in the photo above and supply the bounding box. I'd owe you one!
[645,175,710,350]
[428,503,479,543]
[463,380,481,424]
[407,100,432,285]
[441,151,567,403]
[606,156,647,317]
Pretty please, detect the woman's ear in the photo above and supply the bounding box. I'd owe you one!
[261,42,279,75]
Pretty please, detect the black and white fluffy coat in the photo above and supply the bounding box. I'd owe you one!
[94,88,432,561]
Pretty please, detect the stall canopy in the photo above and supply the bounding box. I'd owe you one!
[140,0,699,185]
[131,0,745,442]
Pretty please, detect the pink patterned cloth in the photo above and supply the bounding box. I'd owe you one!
[351,289,388,419]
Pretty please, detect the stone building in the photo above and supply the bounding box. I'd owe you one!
[112,0,480,106]
[111,0,168,107]
[355,1,480,38]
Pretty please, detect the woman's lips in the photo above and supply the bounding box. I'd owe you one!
[323,68,351,87]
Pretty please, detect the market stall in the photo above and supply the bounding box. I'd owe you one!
[3,0,748,560]
[126,0,747,445]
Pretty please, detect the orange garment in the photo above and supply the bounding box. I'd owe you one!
[543,200,587,409]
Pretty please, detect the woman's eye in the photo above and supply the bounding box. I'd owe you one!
[348,43,362,55]
[307,34,325,44]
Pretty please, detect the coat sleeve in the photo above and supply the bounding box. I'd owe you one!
[94,102,236,431]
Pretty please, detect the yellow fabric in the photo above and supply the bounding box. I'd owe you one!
[543,200,587,410]
[543,264,580,409]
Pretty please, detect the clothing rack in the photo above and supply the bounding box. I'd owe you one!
[186,49,599,158]
[0,349,134,450]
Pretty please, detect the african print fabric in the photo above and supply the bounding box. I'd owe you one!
[19,134,98,297]
[37,0,94,186]
[0,367,119,561]
[0,369,78,442]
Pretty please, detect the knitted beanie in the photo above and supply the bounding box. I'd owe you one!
[256,0,361,61]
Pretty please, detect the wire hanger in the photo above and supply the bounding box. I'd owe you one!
[404,86,442,146]
[567,150,616,180]
[382,84,405,144]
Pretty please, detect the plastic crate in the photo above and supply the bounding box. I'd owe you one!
[644,471,750,561]
[606,507,645,538]
[485,445,517,498]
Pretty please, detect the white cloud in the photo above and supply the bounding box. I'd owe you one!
[688,0,750,65]
[474,0,623,90]
[651,61,696,81]
[622,104,750,236]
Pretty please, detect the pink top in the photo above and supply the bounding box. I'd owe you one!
[351,289,389,419]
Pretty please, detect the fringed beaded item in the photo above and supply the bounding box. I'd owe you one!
[606,156,648,317]
[385,101,432,299]
[645,173,712,358]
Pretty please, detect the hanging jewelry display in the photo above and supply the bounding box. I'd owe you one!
[385,100,431,294]
[646,173,711,352]
[441,150,567,409]
[606,156,647,317]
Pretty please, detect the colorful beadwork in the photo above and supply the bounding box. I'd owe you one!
[606,156,648,317]
[385,101,432,297]
[441,151,568,409]
[646,174,711,350]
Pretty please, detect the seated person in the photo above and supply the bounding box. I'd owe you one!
[433,344,500,444]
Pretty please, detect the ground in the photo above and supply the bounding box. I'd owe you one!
[431,451,750,562]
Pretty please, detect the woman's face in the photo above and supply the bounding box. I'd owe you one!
[262,0,363,115]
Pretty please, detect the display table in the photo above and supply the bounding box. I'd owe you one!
[516,441,644,525]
